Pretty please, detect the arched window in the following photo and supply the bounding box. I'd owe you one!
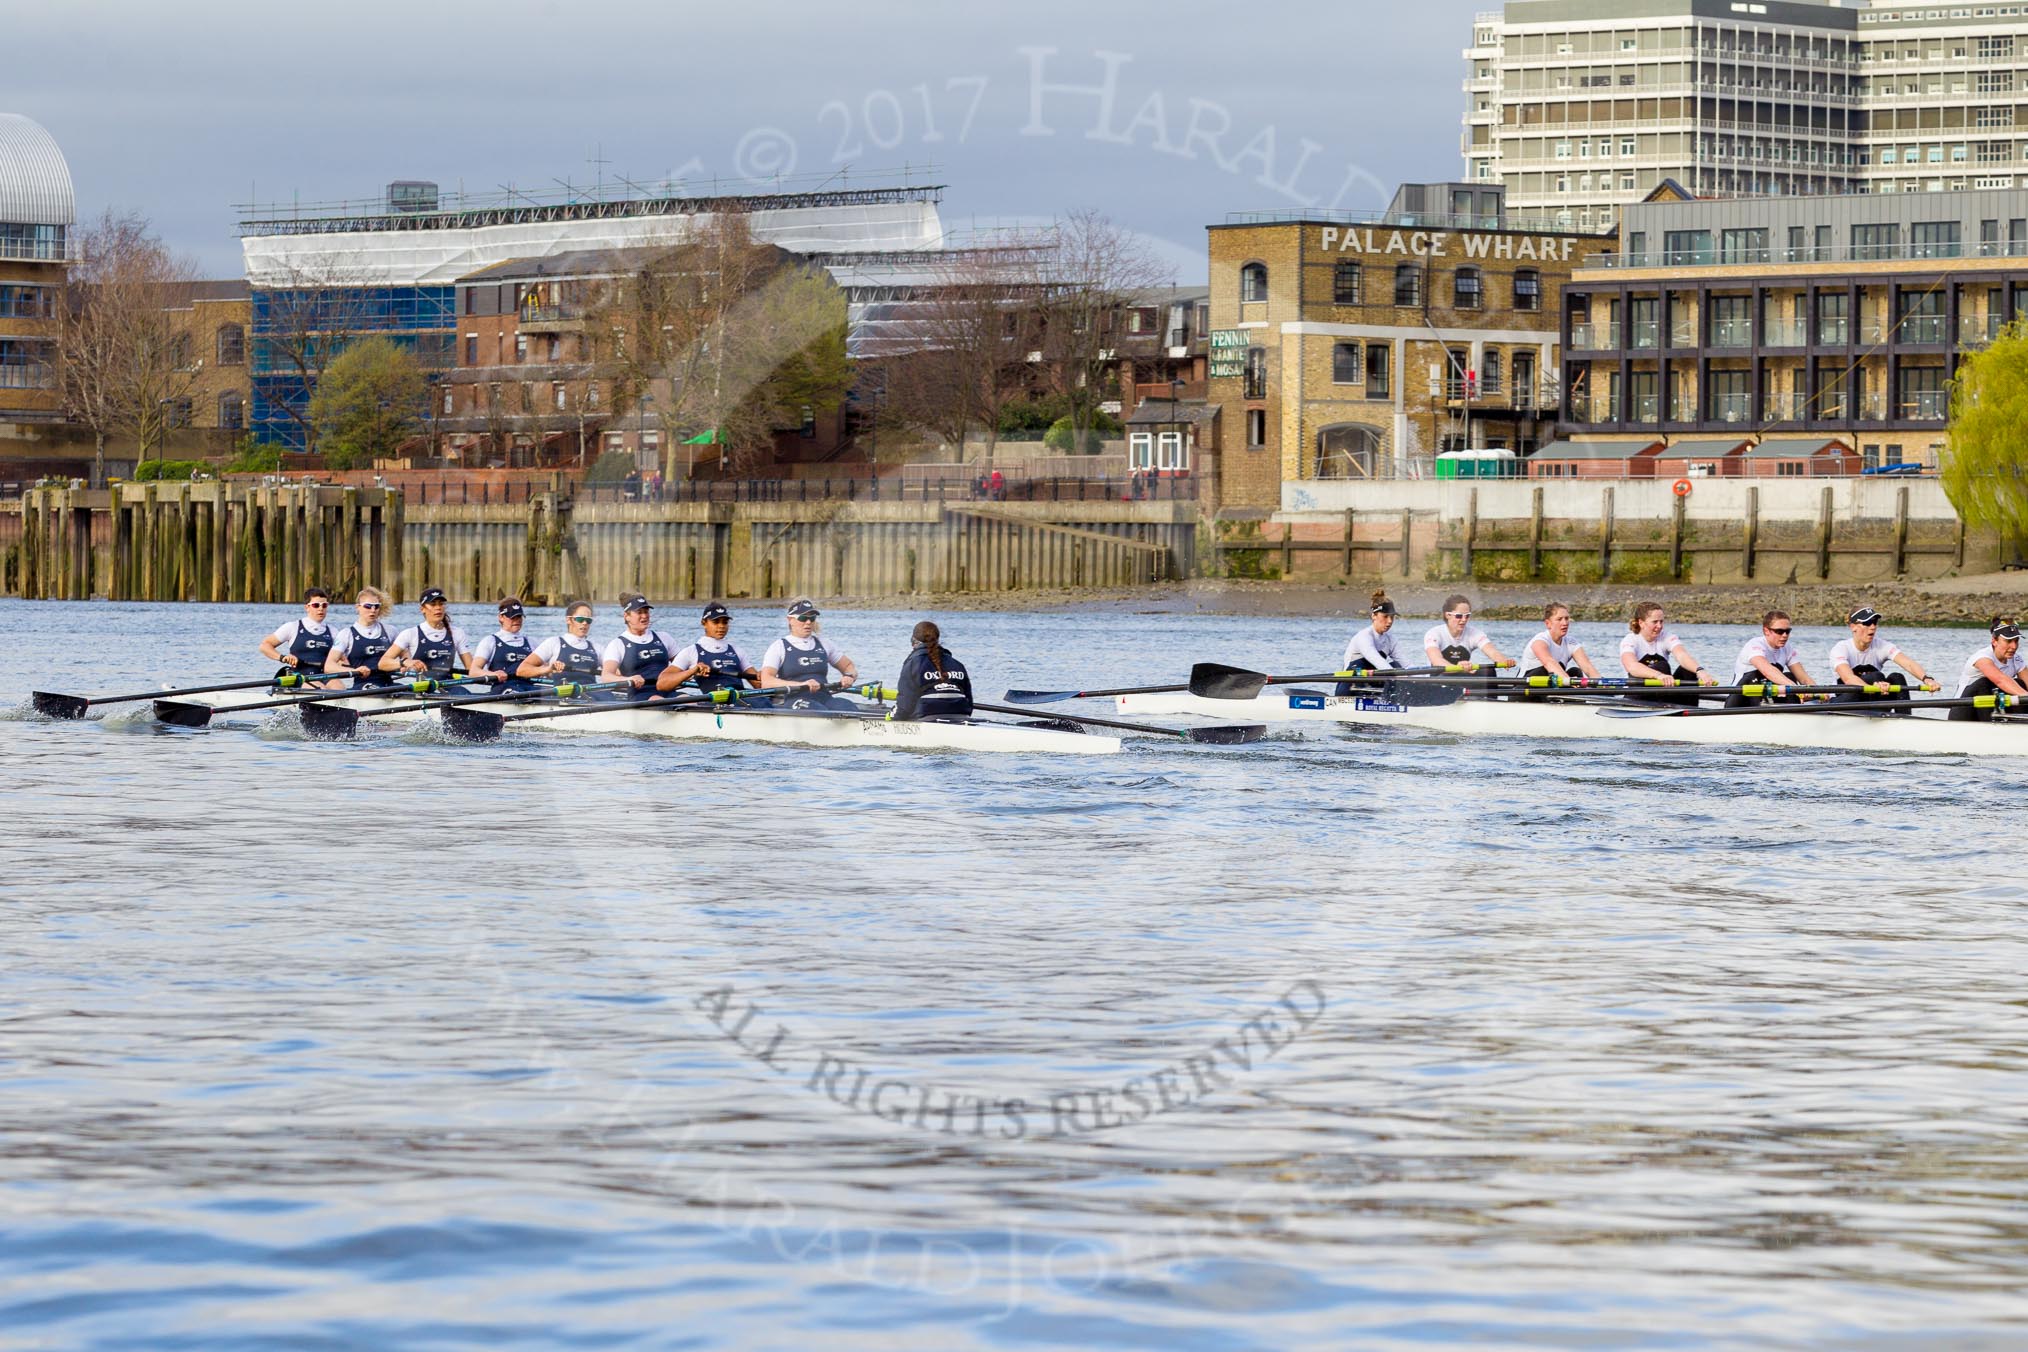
[1394,264,1422,307]
[217,392,243,430]
[216,323,245,366]
[1314,423,1384,479]
[1453,267,1483,309]
[1240,262,1268,302]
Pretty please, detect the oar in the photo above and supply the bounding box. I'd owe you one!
[970,701,1264,744]
[31,672,340,721]
[298,680,633,741]
[1187,661,1512,701]
[438,682,902,742]
[152,675,505,728]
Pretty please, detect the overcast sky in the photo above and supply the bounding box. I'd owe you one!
[11,1,1492,280]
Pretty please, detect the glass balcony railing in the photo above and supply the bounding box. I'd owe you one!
[1959,314,2004,346]
[1631,395,1659,422]
[1818,394,1849,419]
[1710,320,1753,348]
[1571,322,1620,350]
[0,363,54,389]
[1858,395,1887,420]
[1762,393,1806,420]
[1900,391,1948,421]
[1897,314,1946,344]
[1669,320,1697,347]
[1708,392,1751,422]
[1816,318,1849,345]
[1670,398,1698,422]
[1587,396,1622,422]
[1763,319,1807,346]
[1629,320,1660,350]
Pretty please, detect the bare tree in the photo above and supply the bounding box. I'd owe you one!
[1015,210,1170,447]
[878,245,1043,465]
[59,210,207,482]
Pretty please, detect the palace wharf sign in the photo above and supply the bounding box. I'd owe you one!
[1317,227,1580,262]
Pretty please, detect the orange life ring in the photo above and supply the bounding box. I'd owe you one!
[1672,478,1693,497]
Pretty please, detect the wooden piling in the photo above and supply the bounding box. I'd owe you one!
[1528,486,1543,580]
[1742,486,1759,580]
[1892,483,1910,577]
[1816,484,1833,580]
[1670,491,1685,580]
[1598,485,1615,581]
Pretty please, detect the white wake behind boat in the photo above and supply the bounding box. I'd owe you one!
[1118,688,2021,757]
[155,686,1121,756]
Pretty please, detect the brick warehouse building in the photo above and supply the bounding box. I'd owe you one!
[1558,183,2028,470]
[1205,183,1612,512]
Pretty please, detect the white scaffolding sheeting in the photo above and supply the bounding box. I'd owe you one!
[243,200,946,286]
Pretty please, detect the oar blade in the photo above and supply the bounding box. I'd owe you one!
[441,706,505,743]
[151,699,215,728]
[1187,723,1267,745]
[30,691,90,720]
[1189,663,1268,701]
[298,703,362,741]
[1000,689,1080,706]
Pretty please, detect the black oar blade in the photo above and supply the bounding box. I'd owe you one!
[30,691,90,720]
[1189,663,1268,701]
[1001,690,1079,706]
[441,706,505,743]
[1014,716,1089,734]
[1188,723,1267,745]
[1378,680,1468,709]
[298,703,362,741]
[151,699,215,728]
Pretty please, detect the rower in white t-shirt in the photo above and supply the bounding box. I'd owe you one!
[381,587,478,680]
[1335,592,1403,695]
[520,602,604,683]
[1521,601,1601,682]
[1618,601,1717,701]
[658,601,761,696]
[1950,619,2028,722]
[1422,593,1510,667]
[1828,605,1936,707]
[1727,610,1815,707]
[759,598,859,711]
[259,587,338,679]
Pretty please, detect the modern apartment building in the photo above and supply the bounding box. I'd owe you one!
[1466,1,2028,232]
[1557,185,2028,469]
[0,114,73,424]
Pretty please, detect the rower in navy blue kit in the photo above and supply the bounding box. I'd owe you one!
[470,597,536,691]
[759,598,859,711]
[520,600,603,683]
[600,596,679,701]
[323,587,397,687]
[658,602,760,697]
[892,620,972,722]
[380,587,477,679]
[259,586,338,680]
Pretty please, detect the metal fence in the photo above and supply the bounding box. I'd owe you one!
[570,474,1199,505]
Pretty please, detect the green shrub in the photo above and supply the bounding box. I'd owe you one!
[223,438,286,474]
[134,459,203,481]
[584,450,635,483]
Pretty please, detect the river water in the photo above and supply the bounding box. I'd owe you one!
[3,596,2026,1349]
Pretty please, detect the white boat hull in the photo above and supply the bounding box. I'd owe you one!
[1118,689,2019,757]
[158,687,1119,755]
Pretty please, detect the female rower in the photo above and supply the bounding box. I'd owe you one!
[520,600,603,684]
[379,587,478,680]
[1619,601,1718,702]
[1949,619,2028,722]
[1422,594,1510,668]
[760,598,859,711]
[324,587,395,687]
[600,596,678,701]
[893,620,973,722]
[260,586,336,679]
[1829,606,1937,708]
[1727,610,1815,707]
[470,597,536,692]
[658,601,760,697]
[1522,601,1602,682]
[1334,591,1403,695]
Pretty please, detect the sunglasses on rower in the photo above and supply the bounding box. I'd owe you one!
[1768,626,1792,636]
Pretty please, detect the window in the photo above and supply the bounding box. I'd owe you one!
[215,323,245,366]
[1911,221,1961,257]
[1366,343,1390,399]
[1246,408,1267,447]
[1129,431,1154,469]
[464,334,478,365]
[1511,269,1542,312]
[546,335,561,362]
[1720,228,1769,263]
[1333,260,1361,304]
[443,387,455,415]
[1663,229,1713,264]
[1453,267,1483,309]
[1332,341,1362,384]
[1243,346,1267,399]
[217,392,244,431]
[588,383,600,409]
[513,333,528,362]
[1853,223,1900,259]
[1240,262,1268,302]
[1394,263,1422,307]
[553,382,567,410]
[1482,349,1503,396]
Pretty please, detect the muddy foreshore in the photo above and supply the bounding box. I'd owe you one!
[820,577,2028,626]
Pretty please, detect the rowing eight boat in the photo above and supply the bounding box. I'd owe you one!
[1117,688,2022,757]
[151,687,1123,756]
